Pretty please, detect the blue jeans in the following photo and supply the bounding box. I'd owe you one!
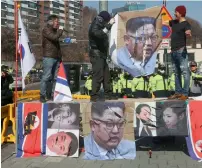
[40,57,60,97]
[171,47,190,96]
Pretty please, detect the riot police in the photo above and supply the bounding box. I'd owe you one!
[110,68,122,98]
[189,61,202,96]
[84,71,93,95]
[150,63,169,98]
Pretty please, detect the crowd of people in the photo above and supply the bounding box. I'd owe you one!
[84,61,202,99]
[2,5,201,104]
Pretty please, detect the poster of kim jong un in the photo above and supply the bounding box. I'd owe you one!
[109,6,162,77]
[84,102,136,160]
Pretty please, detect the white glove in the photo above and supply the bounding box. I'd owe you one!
[59,26,64,30]
[71,39,77,43]
[109,18,115,25]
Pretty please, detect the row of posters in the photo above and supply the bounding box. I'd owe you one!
[17,100,202,161]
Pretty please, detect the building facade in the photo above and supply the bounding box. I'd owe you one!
[1,0,83,37]
[112,2,146,15]
[158,41,202,70]
[1,0,38,29]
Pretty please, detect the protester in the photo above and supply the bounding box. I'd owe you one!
[40,14,76,102]
[168,5,192,100]
[88,11,116,102]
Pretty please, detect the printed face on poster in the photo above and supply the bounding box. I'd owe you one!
[156,101,188,136]
[84,102,136,160]
[46,129,79,157]
[133,101,188,137]
[109,6,162,77]
[133,102,157,137]
[47,103,80,129]
[46,103,80,157]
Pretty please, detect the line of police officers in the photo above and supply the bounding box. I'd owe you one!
[84,61,202,98]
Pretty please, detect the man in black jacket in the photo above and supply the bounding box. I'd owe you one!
[88,11,115,102]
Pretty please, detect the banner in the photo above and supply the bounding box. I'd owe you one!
[17,103,48,157]
[186,101,202,161]
[45,103,80,157]
[109,6,162,77]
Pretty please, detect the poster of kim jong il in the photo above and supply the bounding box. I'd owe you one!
[109,6,162,77]
[84,102,136,160]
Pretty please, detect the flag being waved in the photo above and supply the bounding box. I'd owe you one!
[54,62,72,102]
[18,10,36,90]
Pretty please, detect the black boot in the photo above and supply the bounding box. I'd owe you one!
[105,94,118,100]
[40,95,46,103]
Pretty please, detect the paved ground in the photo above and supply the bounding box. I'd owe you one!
[1,137,202,168]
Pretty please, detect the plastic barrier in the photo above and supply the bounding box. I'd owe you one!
[1,103,16,144]
[14,90,40,102]
[72,94,90,99]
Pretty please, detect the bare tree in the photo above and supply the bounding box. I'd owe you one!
[186,17,202,47]
[61,6,98,62]
[1,28,15,61]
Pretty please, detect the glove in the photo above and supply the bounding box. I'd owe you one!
[109,18,115,25]
[63,38,77,44]
[63,38,71,44]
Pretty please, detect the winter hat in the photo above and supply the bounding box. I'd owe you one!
[98,11,111,22]
[175,5,186,17]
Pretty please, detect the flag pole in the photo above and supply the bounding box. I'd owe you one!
[14,2,20,107]
[14,0,19,155]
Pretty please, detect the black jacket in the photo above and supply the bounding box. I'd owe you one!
[88,16,112,59]
[1,74,13,96]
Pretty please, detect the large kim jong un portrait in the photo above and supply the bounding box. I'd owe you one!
[84,102,136,160]
[109,6,162,77]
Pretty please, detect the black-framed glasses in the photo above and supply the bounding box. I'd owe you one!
[93,119,126,130]
[128,34,159,43]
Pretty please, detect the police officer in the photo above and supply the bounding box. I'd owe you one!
[111,68,122,98]
[132,76,150,98]
[88,11,115,102]
[189,61,202,96]
[168,73,184,96]
[84,72,92,95]
[150,63,169,98]
[120,72,133,98]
